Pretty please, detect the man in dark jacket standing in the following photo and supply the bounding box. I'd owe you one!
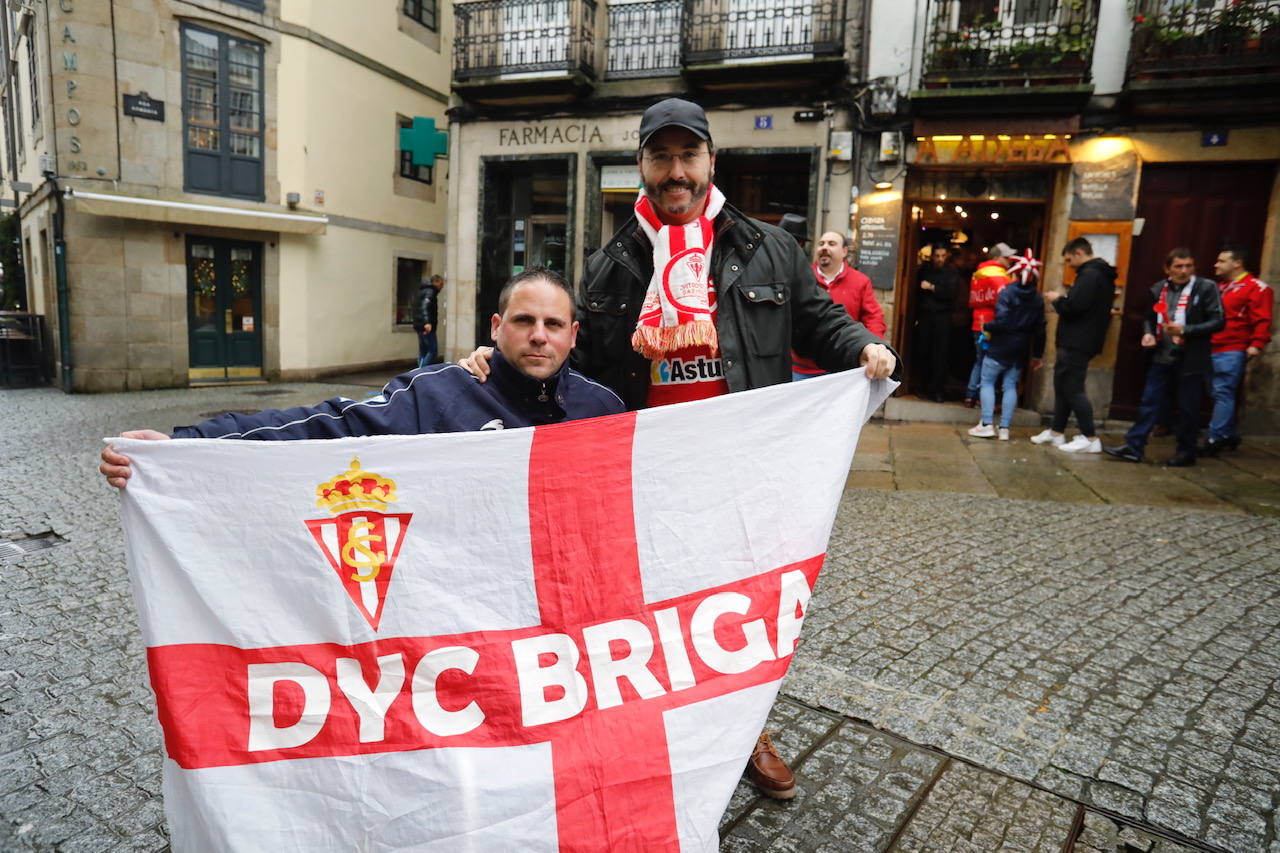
[1104,248,1224,466]
[413,274,444,368]
[462,98,897,801]
[578,98,896,796]
[914,245,958,402]
[1030,237,1116,453]
[572,98,897,412]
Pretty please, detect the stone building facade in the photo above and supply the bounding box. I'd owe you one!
[1,0,450,391]
[863,0,1280,430]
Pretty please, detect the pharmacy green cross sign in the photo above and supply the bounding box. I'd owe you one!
[400,117,449,168]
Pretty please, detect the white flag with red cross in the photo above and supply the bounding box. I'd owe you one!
[118,369,893,852]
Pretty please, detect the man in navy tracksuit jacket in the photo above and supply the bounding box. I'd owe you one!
[170,349,621,440]
[100,268,624,485]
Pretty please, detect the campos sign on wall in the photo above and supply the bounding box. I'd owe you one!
[50,0,118,178]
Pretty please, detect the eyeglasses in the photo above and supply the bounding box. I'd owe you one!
[642,150,707,167]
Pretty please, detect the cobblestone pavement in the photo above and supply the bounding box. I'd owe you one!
[2,382,1278,851]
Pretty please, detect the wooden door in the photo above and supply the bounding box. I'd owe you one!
[1110,162,1274,418]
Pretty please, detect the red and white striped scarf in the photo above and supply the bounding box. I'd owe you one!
[1154,279,1192,344]
[631,184,726,359]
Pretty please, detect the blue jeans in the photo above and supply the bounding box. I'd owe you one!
[979,358,1019,429]
[1208,350,1247,441]
[966,331,985,398]
[417,329,438,368]
[792,370,823,382]
[1125,360,1205,456]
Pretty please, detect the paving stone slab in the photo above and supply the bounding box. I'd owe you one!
[888,760,1077,852]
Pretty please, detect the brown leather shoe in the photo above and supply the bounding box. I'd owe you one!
[747,731,797,799]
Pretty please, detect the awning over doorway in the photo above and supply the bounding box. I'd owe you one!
[65,190,328,235]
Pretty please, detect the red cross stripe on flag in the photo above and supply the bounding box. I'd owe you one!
[119,371,892,851]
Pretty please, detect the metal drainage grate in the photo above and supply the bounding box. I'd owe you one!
[0,532,67,561]
[246,389,293,397]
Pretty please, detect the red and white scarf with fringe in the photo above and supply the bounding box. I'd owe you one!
[631,185,726,359]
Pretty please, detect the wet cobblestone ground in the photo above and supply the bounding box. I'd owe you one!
[2,381,1278,851]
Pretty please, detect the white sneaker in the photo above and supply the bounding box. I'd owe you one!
[1030,429,1065,446]
[1059,435,1102,453]
[998,428,1010,441]
[968,423,996,438]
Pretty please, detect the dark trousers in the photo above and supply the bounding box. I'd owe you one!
[417,329,438,368]
[1125,360,1205,456]
[1051,348,1095,436]
[914,312,951,396]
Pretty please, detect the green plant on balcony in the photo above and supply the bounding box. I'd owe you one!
[1131,9,1197,57]
[1052,30,1090,64]
[993,31,1088,70]
[1132,0,1278,58]
[930,17,999,71]
[1202,0,1259,54]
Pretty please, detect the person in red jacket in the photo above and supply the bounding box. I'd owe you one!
[1201,244,1273,454]
[791,231,886,380]
[964,243,1014,405]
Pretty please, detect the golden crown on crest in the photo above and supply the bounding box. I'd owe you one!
[314,457,398,515]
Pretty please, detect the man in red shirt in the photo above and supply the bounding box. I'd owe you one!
[792,231,886,380]
[965,244,1013,406]
[1202,244,1273,454]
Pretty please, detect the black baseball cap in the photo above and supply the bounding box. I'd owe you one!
[638,98,711,149]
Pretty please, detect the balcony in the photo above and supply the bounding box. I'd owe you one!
[454,0,597,102]
[606,0,683,79]
[682,0,843,65]
[1126,0,1280,116]
[681,0,846,88]
[453,0,849,103]
[917,0,1097,113]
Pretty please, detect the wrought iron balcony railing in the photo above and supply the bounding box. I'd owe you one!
[922,0,1098,87]
[454,0,596,81]
[683,0,844,65]
[1129,0,1280,79]
[606,0,683,78]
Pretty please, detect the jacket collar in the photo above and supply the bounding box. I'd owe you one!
[488,348,565,406]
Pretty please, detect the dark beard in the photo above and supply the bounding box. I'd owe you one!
[643,179,710,217]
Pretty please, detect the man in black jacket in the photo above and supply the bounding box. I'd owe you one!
[573,99,897,411]
[413,274,444,368]
[1030,237,1116,453]
[465,98,897,801]
[1104,248,1224,466]
[914,245,959,402]
[466,101,897,404]
[585,98,900,798]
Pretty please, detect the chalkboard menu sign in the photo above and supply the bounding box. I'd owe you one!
[855,193,902,290]
[1069,152,1139,221]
